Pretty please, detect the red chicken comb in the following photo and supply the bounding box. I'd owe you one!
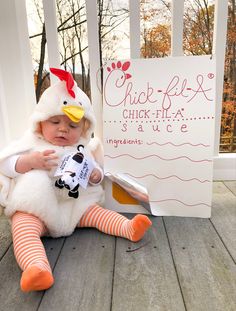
[50,68,75,98]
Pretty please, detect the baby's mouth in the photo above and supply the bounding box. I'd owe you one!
[56,136,67,141]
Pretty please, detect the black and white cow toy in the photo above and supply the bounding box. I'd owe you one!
[55,145,85,198]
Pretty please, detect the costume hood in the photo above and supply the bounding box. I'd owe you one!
[30,68,96,146]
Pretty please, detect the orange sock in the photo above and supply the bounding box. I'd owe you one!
[11,212,54,292]
[78,205,152,242]
[129,214,152,242]
[21,266,54,292]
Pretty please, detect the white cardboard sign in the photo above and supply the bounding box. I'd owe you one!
[103,55,216,217]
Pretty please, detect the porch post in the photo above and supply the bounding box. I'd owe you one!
[0,0,36,147]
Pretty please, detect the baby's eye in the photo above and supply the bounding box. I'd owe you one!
[70,123,78,128]
[50,120,59,124]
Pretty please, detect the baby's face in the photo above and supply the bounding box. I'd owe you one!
[40,115,85,146]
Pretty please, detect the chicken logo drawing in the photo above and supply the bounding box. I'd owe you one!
[104,61,132,107]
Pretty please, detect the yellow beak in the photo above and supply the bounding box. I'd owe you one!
[62,105,85,123]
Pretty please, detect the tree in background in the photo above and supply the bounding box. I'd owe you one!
[140,0,215,56]
[220,0,236,152]
[140,0,171,57]
[183,1,214,55]
[141,24,170,58]
[225,0,236,101]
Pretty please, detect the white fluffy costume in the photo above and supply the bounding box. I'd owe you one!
[0,68,104,237]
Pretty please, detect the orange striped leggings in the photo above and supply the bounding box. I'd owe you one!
[11,205,151,273]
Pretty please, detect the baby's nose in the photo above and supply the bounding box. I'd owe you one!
[59,124,69,132]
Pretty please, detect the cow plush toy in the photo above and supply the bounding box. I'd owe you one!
[55,145,85,198]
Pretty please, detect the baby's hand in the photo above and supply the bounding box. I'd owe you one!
[30,150,58,170]
[89,168,102,184]
[16,150,58,173]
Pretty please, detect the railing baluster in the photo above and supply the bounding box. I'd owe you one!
[0,0,35,146]
[212,0,229,156]
[86,0,103,140]
[129,0,140,58]
[42,0,61,84]
[171,0,184,56]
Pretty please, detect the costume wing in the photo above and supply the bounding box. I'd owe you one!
[0,130,35,212]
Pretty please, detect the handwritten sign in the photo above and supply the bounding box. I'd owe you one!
[103,55,215,217]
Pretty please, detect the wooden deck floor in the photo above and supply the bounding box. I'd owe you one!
[0,181,235,311]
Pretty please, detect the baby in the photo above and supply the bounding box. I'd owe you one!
[0,68,152,292]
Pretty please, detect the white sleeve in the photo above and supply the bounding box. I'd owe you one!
[0,155,21,178]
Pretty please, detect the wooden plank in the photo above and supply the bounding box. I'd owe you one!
[164,216,236,311]
[0,215,11,259]
[112,216,186,311]
[211,182,236,261]
[38,228,115,311]
[223,180,236,196]
[0,237,64,311]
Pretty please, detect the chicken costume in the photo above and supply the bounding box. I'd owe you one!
[0,68,152,293]
[0,68,104,237]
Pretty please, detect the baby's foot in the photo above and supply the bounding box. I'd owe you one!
[129,215,152,242]
[20,265,54,292]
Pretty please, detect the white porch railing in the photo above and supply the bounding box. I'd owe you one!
[0,0,235,180]
[0,0,36,143]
